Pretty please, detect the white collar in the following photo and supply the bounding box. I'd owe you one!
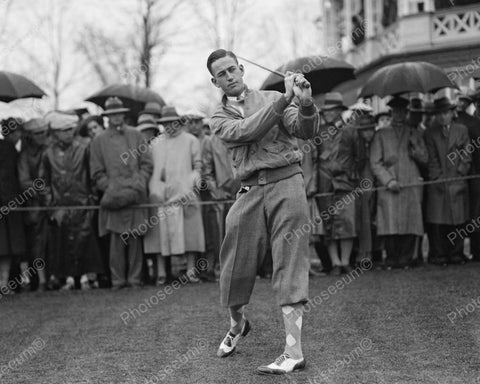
[226,90,246,103]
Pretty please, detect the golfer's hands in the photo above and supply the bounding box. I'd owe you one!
[387,179,400,193]
[284,72,311,103]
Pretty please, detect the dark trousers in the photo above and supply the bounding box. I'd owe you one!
[470,231,480,262]
[428,224,464,264]
[383,234,418,267]
[109,234,143,287]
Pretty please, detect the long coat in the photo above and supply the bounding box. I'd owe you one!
[357,135,376,254]
[424,122,471,225]
[456,111,480,220]
[39,139,103,277]
[90,125,153,237]
[18,141,48,261]
[144,130,205,255]
[370,122,428,236]
[317,123,359,239]
[0,139,26,256]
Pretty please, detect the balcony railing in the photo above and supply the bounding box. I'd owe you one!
[433,5,480,41]
[343,4,480,69]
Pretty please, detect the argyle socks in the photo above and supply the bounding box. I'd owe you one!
[282,304,304,360]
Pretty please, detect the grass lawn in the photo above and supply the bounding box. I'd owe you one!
[1,264,480,384]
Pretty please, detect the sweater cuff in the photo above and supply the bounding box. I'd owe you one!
[299,98,315,116]
[273,95,290,116]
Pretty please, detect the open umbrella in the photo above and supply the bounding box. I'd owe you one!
[0,71,46,102]
[260,56,355,95]
[85,84,165,114]
[359,61,458,98]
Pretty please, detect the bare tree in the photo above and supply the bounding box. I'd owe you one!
[76,26,133,86]
[12,0,88,109]
[190,0,253,51]
[78,0,184,88]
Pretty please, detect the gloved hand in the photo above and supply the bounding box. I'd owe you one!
[387,179,400,193]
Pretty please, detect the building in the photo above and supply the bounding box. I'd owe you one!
[321,0,480,105]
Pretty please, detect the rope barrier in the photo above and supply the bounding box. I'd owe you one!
[5,174,480,212]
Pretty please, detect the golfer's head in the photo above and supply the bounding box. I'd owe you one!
[207,49,245,97]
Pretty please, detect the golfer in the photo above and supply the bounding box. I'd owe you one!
[207,49,320,374]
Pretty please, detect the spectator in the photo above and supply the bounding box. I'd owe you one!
[186,110,219,282]
[355,114,382,267]
[147,106,205,284]
[374,110,391,130]
[90,97,153,289]
[299,137,329,276]
[78,115,105,142]
[202,131,241,281]
[455,92,480,263]
[424,97,471,265]
[136,114,160,144]
[77,114,111,287]
[41,112,103,290]
[370,96,428,269]
[18,118,49,290]
[316,92,359,275]
[0,119,27,294]
[135,114,162,284]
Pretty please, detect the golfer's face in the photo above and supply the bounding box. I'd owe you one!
[211,57,244,97]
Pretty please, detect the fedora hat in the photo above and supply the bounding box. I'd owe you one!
[157,106,183,123]
[136,114,159,132]
[320,92,348,111]
[424,101,435,115]
[354,115,376,130]
[138,102,163,118]
[433,96,456,113]
[101,97,130,116]
[408,98,425,113]
[387,96,409,108]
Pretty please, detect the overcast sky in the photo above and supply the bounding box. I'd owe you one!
[0,0,323,119]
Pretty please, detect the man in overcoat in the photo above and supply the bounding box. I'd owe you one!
[424,97,471,265]
[90,97,153,289]
[40,113,103,289]
[18,118,49,290]
[455,92,480,262]
[0,120,26,294]
[370,96,428,268]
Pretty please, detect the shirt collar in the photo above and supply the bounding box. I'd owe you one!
[222,85,249,105]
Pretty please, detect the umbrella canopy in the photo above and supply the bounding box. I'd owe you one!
[260,56,355,95]
[0,71,46,102]
[359,61,458,98]
[85,84,166,115]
